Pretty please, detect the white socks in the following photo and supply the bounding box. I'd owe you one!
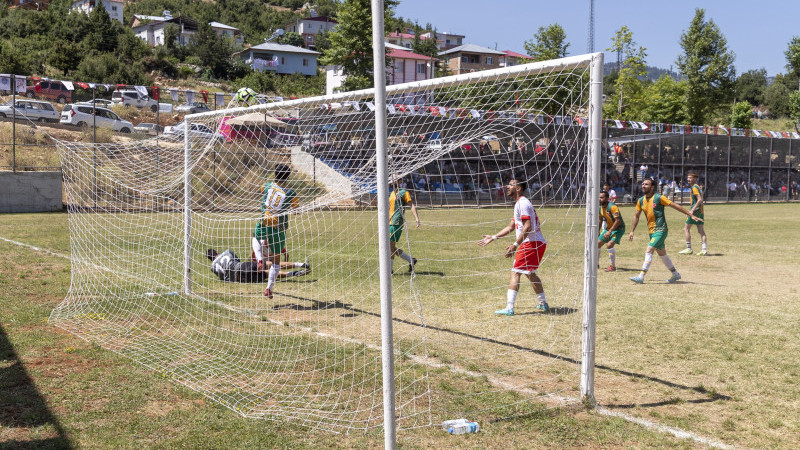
[506,289,518,310]
[267,264,280,290]
[701,242,707,251]
[396,249,412,263]
[660,254,677,273]
[537,292,547,305]
[607,248,616,265]
[294,262,305,268]
[639,252,653,277]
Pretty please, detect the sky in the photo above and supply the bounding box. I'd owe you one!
[394,0,800,76]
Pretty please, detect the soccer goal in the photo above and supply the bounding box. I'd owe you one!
[50,53,603,433]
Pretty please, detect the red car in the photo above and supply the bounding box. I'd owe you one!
[26,80,72,104]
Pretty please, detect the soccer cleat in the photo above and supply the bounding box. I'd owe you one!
[678,248,693,255]
[535,302,550,313]
[696,250,707,256]
[302,258,311,269]
[666,272,682,283]
[604,265,616,272]
[264,287,273,298]
[409,258,418,273]
[494,307,514,316]
[629,275,645,284]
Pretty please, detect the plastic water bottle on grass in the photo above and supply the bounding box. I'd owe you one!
[448,420,479,434]
[441,418,468,431]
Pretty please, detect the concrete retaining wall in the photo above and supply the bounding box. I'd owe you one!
[0,171,63,213]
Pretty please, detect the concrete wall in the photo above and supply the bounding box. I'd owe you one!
[0,171,63,213]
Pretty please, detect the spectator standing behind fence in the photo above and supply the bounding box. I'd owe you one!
[729,181,737,199]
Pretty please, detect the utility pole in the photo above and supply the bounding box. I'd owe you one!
[587,0,595,53]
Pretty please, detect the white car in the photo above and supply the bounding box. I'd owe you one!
[112,90,159,112]
[60,104,134,133]
[77,99,115,108]
[0,99,60,122]
[134,122,164,136]
[163,122,222,140]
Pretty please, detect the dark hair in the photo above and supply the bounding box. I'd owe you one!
[642,177,654,184]
[206,249,218,261]
[274,164,291,183]
[687,171,699,177]
[515,179,527,192]
[600,190,609,198]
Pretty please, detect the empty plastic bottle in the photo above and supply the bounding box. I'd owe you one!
[448,421,479,434]
[441,418,468,431]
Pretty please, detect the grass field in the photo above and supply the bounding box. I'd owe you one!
[2,203,799,448]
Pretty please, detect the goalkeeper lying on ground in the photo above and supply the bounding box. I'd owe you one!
[207,248,310,283]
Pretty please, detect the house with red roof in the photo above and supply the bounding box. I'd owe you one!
[325,43,435,95]
[501,50,534,67]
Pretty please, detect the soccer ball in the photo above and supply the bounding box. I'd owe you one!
[234,87,257,104]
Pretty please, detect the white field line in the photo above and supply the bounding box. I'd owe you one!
[2,235,733,448]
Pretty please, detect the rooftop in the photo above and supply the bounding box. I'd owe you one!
[439,44,506,56]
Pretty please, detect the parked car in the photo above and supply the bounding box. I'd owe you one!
[77,99,114,108]
[163,122,222,140]
[0,99,60,122]
[175,102,211,114]
[60,104,134,133]
[111,90,158,112]
[134,122,164,136]
[25,80,73,104]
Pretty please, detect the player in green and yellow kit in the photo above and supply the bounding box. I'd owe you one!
[253,164,299,298]
[388,181,421,273]
[628,177,703,284]
[598,190,625,271]
[679,171,708,255]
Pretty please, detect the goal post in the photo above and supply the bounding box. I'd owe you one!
[53,52,603,433]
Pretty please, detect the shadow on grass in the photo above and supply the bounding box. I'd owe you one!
[396,271,446,277]
[0,323,72,449]
[274,291,731,409]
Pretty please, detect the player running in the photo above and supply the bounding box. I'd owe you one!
[207,248,309,283]
[598,190,625,272]
[389,181,420,273]
[478,179,549,316]
[253,164,299,298]
[628,177,703,284]
[678,171,708,256]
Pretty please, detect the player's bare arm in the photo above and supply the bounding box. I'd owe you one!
[478,218,515,246]
[670,203,703,222]
[506,218,531,258]
[410,203,420,228]
[628,210,642,241]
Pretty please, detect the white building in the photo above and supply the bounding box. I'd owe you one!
[71,0,123,23]
[283,16,337,49]
[326,43,435,96]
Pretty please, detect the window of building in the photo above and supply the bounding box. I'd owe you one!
[469,56,479,64]
[461,56,467,63]
[111,5,117,11]
[417,63,425,74]
[281,57,285,64]
[302,58,308,66]
[487,57,493,65]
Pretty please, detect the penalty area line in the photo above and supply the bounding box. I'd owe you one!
[3,235,733,447]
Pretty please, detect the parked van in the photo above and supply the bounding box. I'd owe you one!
[25,80,72,104]
[0,99,59,122]
[60,104,134,133]
[112,90,158,112]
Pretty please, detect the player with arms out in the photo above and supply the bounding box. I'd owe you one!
[628,177,703,284]
[478,179,549,316]
[678,171,708,256]
[598,190,625,272]
[208,248,309,283]
[389,180,420,273]
[253,164,299,298]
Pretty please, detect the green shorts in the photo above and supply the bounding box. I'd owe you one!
[647,230,668,250]
[686,212,704,226]
[389,225,403,243]
[254,225,286,255]
[598,228,625,245]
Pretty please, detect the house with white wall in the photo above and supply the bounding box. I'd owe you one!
[71,0,123,22]
[420,31,464,51]
[326,43,435,95]
[283,16,337,49]
[235,43,320,76]
[209,22,244,47]
[132,12,199,47]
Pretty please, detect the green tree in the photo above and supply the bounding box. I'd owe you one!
[0,40,34,75]
[676,8,736,125]
[278,31,305,47]
[642,74,687,124]
[604,26,648,119]
[320,0,398,92]
[730,101,752,129]
[789,90,800,132]
[763,76,791,117]
[734,68,767,106]
[84,1,117,53]
[523,24,569,61]
[189,22,234,79]
[49,40,82,75]
[412,30,439,59]
[784,36,800,78]
[314,30,332,54]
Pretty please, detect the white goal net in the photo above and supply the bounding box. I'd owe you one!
[51,53,602,432]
